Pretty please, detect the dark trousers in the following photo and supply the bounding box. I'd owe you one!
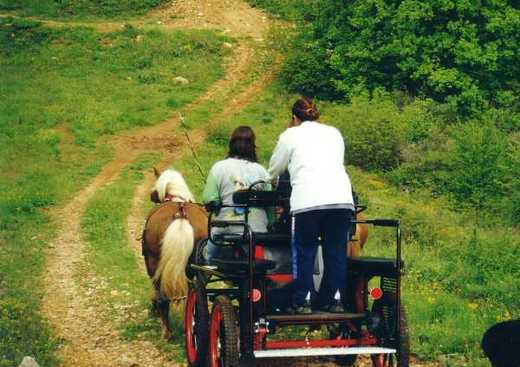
[292,209,354,306]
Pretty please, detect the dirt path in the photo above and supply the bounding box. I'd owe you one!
[41,1,274,366]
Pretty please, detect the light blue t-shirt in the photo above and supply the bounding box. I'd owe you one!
[203,157,270,232]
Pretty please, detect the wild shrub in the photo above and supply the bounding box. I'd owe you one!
[323,93,431,171]
[501,134,520,224]
[446,122,509,218]
[391,118,517,223]
[388,126,451,193]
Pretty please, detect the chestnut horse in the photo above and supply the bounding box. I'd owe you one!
[142,168,208,339]
[348,212,369,257]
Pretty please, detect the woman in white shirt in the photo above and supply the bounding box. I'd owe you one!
[268,97,355,314]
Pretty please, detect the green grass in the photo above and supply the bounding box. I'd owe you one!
[173,82,519,365]
[1,18,230,146]
[0,0,167,19]
[0,18,230,366]
[348,168,519,364]
[81,153,185,362]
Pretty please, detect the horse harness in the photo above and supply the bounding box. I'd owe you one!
[141,201,191,253]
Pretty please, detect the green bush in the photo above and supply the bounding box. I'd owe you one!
[323,93,426,171]
[280,0,520,116]
[391,118,517,223]
[499,132,520,224]
[280,33,344,100]
[446,122,509,215]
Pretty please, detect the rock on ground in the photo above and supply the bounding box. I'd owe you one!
[18,357,40,367]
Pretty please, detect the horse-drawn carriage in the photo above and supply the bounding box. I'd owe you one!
[180,180,409,367]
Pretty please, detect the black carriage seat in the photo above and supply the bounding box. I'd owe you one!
[211,233,291,247]
[210,232,292,275]
[255,232,291,247]
[347,256,404,278]
[210,258,276,274]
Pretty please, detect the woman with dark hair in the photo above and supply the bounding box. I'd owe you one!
[203,126,270,260]
[268,97,355,314]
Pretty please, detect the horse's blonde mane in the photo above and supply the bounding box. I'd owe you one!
[153,169,195,203]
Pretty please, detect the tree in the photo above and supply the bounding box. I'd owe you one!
[282,0,520,115]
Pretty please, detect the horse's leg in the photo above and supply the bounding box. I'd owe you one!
[143,249,162,317]
[150,289,161,317]
[156,293,172,340]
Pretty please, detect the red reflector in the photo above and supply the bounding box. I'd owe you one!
[370,287,383,300]
[252,288,262,302]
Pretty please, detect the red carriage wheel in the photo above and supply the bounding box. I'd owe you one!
[184,280,209,367]
[209,296,239,367]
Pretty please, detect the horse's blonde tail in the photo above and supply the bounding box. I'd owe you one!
[153,218,194,300]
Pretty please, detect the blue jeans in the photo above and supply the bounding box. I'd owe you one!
[292,209,354,307]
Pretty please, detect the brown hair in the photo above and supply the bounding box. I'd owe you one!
[228,126,258,162]
[292,96,320,121]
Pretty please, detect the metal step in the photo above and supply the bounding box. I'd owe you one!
[266,312,365,325]
[254,347,396,358]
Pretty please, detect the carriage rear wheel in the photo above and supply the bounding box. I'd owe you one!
[193,239,210,284]
[371,301,409,367]
[209,296,239,367]
[185,280,209,367]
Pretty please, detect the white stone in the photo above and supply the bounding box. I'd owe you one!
[18,357,40,367]
[173,76,189,85]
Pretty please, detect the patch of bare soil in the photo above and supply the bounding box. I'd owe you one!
[41,1,276,366]
[152,0,269,40]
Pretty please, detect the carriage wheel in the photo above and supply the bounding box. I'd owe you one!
[371,301,409,367]
[193,239,210,284]
[185,280,209,367]
[209,296,239,367]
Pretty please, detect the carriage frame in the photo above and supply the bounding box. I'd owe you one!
[184,184,409,367]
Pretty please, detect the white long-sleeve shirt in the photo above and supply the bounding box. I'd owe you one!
[268,121,354,213]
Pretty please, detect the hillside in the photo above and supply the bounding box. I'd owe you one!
[1,1,518,367]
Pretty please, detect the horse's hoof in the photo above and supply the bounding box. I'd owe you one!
[163,330,172,340]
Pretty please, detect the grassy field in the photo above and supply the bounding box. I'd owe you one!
[0,18,229,366]
[174,82,519,366]
[0,0,167,18]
